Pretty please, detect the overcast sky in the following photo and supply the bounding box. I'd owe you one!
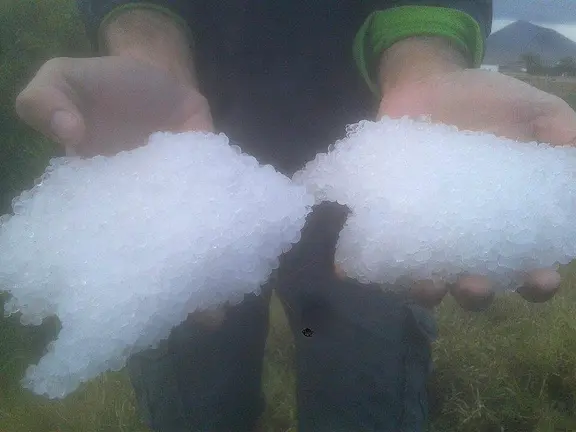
[492,1,576,41]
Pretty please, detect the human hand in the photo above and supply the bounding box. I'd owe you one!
[15,55,224,328]
[372,37,575,310]
[14,9,222,327]
[15,55,213,158]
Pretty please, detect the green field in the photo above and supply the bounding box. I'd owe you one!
[3,1,576,431]
[3,277,576,432]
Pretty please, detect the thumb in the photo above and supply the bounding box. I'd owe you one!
[15,82,85,152]
[533,100,576,147]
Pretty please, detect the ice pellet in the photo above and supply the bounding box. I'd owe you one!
[0,131,314,399]
[294,116,576,288]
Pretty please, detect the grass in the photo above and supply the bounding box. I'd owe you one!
[2,0,576,426]
[429,264,576,432]
[0,292,296,432]
[2,87,576,432]
[2,265,576,432]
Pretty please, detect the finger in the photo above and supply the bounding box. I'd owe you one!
[409,278,448,309]
[15,58,85,151]
[450,275,495,311]
[335,263,448,308]
[516,268,561,303]
[169,92,215,133]
[334,263,347,280]
[533,99,576,146]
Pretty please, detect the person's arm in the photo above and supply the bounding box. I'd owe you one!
[354,0,492,95]
[76,1,197,86]
[352,1,568,309]
[378,36,468,95]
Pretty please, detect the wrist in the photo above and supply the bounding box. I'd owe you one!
[100,8,197,87]
[378,36,467,95]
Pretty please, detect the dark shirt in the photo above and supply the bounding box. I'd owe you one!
[77,0,492,175]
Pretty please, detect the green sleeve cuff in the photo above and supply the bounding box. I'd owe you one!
[354,6,485,96]
[97,3,194,55]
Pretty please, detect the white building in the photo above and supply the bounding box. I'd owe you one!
[480,64,500,72]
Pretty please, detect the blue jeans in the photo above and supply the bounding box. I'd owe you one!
[127,202,437,432]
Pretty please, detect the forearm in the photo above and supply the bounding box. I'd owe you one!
[355,2,490,95]
[100,8,197,87]
[378,36,467,94]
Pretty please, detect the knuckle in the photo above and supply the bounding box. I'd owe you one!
[194,92,211,111]
[42,56,69,72]
[15,57,72,118]
[14,87,34,117]
[15,84,47,119]
[31,57,71,86]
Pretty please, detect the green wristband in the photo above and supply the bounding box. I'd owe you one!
[354,6,485,95]
[97,3,194,55]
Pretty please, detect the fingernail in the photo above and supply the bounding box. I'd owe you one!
[50,110,78,141]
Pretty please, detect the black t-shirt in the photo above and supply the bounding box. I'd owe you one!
[187,1,378,175]
[77,0,492,175]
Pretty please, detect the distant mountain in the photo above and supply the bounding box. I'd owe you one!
[484,20,576,67]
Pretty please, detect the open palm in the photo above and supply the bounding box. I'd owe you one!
[377,69,576,310]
